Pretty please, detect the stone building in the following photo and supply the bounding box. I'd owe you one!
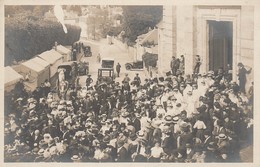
[158,5,256,91]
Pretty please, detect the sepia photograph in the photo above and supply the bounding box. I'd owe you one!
[2,1,259,165]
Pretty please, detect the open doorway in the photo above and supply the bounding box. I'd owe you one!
[208,20,233,72]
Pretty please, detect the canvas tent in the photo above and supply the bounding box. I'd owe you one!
[56,45,71,61]
[4,66,23,92]
[38,49,64,78]
[19,57,50,90]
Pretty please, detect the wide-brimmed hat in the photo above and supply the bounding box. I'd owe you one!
[136,130,145,138]
[100,114,107,118]
[207,142,216,151]
[27,98,36,103]
[218,133,227,140]
[172,116,179,123]
[121,111,130,117]
[164,115,173,123]
[71,155,81,161]
[16,97,23,102]
[185,143,192,148]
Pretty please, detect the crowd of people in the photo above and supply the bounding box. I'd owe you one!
[4,61,253,163]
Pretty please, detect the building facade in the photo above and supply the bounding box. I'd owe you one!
[158,5,255,91]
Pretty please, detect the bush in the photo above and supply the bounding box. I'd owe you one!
[5,17,81,66]
[142,52,158,69]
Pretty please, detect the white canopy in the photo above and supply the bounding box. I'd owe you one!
[56,45,71,54]
[22,57,50,73]
[4,66,23,91]
[38,50,63,65]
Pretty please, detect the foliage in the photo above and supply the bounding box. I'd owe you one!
[142,41,156,48]
[121,6,162,46]
[142,52,158,69]
[68,5,82,16]
[5,7,81,66]
[5,5,51,18]
[86,7,114,39]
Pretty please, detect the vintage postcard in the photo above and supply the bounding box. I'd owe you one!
[1,0,259,167]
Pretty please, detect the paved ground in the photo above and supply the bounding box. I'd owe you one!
[78,38,147,86]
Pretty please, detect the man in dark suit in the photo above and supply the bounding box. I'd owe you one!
[162,129,176,155]
[32,129,43,148]
[131,113,141,132]
[116,140,128,162]
[203,130,213,149]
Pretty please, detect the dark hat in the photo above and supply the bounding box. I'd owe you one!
[230,102,237,109]
[120,123,126,128]
[176,103,182,107]
[207,142,216,151]
[129,133,137,140]
[117,139,125,147]
[203,130,211,136]
[197,105,207,113]
[238,62,244,67]
[103,135,111,143]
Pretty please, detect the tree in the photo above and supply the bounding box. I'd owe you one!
[121,6,163,46]
[5,7,81,66]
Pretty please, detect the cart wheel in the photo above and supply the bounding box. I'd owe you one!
[126,64,132,70]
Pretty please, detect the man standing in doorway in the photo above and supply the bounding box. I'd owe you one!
[116,63,121,77]
[193,55,201,74]
[170,56,178,76]
[237,62,252,94]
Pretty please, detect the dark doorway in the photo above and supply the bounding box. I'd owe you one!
[208,20,233,72]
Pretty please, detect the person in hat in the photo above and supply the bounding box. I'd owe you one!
[177,122,193,149]
[130,113,141,133]
[193,55,201,74]
[133,73,141,87]
[202,130,213,149]
[183,143,195,161]
[204,142,218,162]
[128,133,139,158]
[116,63,121,77]
[216,133,230,161]
[237,62,252,94]
[132,138,149,162]
[116,139,129,162]
[122,73,131,84]
[161,128,176,156]
[179,55,185,75]
[85,75,93,88]
[170,56,179,76]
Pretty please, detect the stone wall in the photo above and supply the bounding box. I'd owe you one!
[240,6,254,91]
